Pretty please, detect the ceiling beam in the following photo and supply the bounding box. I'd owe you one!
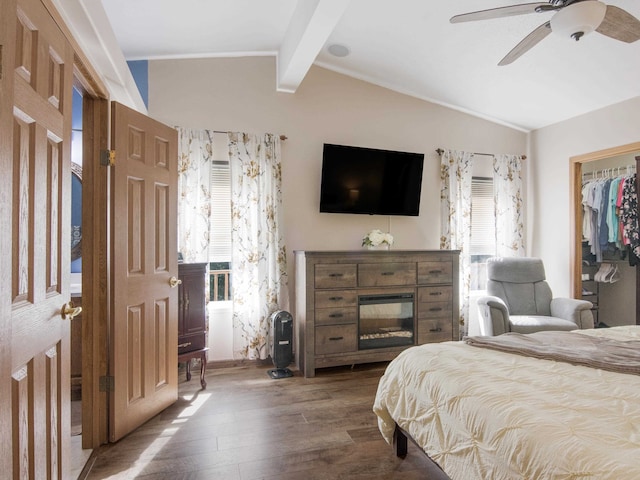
[277,0,350,93]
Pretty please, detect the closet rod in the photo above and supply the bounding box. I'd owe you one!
[436,148,526,160]
[582,164,636,178]
[213,130,288,141]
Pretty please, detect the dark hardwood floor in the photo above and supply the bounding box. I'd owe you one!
[81,361,435,479]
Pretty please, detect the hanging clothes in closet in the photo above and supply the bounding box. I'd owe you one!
[582,168,640,265]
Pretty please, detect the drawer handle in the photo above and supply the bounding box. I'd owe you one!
[178,342,192,349]
[429,292,443,296]
[429,270,443,274]
[381,272,395,276]
[329,273,344,278]
[429,327,443,332]
[429,307,443,312]
[329,313,343,318]
[329,336,344,341]
[329,296,344,301]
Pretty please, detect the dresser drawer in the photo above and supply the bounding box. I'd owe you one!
[417,318,453,344]
[418,286,452,303]
[315,307,357,326]
[417,301,451,319]
[358,262,416,287]
[417,261,452,284]
[315,264,357,289]
[315,290,357,308]
[315,325,357,354]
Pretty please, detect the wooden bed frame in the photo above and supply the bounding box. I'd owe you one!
[393,424,452,480]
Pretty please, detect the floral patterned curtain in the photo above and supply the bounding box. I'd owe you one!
[177,127,214,263]
[493,154,525,257]
[228,132,288,360]
[440,149,473,336]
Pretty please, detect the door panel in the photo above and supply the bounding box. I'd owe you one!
[110,102,178,442]
[5,0,74,477]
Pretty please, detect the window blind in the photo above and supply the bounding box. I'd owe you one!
[470,177,496,256]
[209,161,232,262]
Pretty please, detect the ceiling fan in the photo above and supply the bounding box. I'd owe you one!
[450,0,640,65]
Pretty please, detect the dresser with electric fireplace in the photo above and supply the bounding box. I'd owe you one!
[294,250,460,377]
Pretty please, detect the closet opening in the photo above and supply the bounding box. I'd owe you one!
[570,142,640,327]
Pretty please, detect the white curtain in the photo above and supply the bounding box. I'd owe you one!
[440,149,473,336]
[177,127,214,263]
[493,154,525,257]
[228,132,289,360]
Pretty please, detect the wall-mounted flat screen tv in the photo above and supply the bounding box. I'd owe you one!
[319,143,424,216]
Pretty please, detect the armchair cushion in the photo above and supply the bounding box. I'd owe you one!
[487,257,553,316]
[509,315,579,335]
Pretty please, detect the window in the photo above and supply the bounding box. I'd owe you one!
[470,177,496,290]
[209,161,232,301]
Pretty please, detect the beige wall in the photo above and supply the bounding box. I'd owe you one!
[529,96,640,325]
[148,56,525,260]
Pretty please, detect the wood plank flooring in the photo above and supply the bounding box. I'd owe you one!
[81,362,435,479]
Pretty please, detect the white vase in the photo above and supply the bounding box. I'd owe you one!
[367,244,390,251]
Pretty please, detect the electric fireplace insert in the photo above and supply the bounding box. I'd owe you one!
[358,293,415,350]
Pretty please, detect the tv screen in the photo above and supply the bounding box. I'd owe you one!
[319,144,424,216]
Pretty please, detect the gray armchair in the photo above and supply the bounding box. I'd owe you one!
[476,257,594,336]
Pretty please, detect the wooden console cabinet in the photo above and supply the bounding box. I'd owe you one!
[178,262,208,388]
[294,250,460,377]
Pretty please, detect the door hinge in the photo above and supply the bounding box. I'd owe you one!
[100,149,115,166]
[99,375,115,392]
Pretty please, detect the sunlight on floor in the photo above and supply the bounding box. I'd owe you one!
[178,392,212,418]
[103,435,173,479]
[100,392,213,478]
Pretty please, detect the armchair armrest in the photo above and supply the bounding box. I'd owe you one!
[476,295,510,336]
[550,297,594,329]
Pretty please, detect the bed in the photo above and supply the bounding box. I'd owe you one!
[373,325,640,480]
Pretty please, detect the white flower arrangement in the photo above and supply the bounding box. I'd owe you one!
[362,229,394,247]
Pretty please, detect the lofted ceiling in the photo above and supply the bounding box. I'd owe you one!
[98,0,640,132]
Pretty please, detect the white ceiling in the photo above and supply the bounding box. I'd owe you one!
[99,0,640,132]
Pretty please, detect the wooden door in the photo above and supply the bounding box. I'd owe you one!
[110,102,179,441]
[1,0,75,476]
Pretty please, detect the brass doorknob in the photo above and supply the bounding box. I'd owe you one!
[61,302,82,319]
[169,276,182,288]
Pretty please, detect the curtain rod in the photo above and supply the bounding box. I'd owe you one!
[436,148,526,160]
[213,130,288,141]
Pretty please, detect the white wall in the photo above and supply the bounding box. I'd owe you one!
[529,96,640,302]
[148,57,528,358]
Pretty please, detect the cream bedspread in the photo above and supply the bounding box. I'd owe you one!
[373,325,640,480]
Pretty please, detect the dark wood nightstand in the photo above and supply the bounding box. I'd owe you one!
[178,347,209,389]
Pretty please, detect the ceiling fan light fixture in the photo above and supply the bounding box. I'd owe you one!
[550,1,607,41]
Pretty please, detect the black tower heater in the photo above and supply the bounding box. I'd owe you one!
[268,310,294,379]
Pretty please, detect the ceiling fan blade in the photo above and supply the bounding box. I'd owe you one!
[595,5,640,43]
[450,3,554,23]
[498,21,552,66]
